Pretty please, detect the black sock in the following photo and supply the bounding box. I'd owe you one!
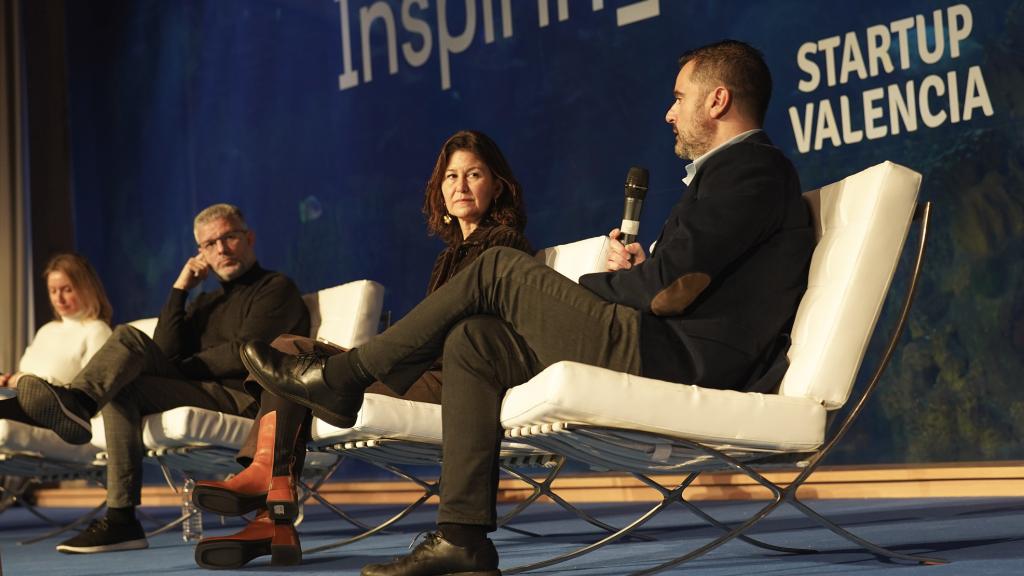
[324,348,375,391]
[0,398,39,425]
[348,348,375,384]
[438,523,487,547]
[107,506,137,525]
[73,390,98,416]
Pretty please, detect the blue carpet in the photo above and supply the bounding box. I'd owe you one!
[1,498,1021,574]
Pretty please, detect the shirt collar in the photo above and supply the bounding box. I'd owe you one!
[682,129,763,186]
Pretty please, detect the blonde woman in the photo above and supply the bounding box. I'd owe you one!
[0,253,113,421]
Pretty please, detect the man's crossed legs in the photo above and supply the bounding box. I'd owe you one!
[17,325,253,553]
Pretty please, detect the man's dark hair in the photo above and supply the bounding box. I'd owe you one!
[678,40,772,125]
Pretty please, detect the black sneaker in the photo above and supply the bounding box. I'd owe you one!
[16,375,93,445]
[56,517,149,554]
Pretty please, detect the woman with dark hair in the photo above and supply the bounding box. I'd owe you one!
[190,130,532,570]
[0,253,113,416]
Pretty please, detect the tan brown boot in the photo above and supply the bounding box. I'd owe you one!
[194,510,301,569]
[266,474,299,522]
[192,411,279,516]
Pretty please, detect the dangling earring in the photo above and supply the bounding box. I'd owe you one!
[443,214,452,225]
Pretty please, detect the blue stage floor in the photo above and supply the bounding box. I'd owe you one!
[1,497,1021,575]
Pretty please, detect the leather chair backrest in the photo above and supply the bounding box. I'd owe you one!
[778,161,922,409]
[304,279,385,349]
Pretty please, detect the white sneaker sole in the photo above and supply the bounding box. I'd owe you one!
[56,538,149,554]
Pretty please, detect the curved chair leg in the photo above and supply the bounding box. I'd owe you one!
[19,500,107,545]
[502,472,702,575]
[17,472,107,545]
[296,454,375,531]
[496,462,556,526]
[300,482,375,531]
[504,442,811,576]
[305,489,436,553]
[145,511,192,538]
[633,472,815,555]
[787,495,946,565]
[305,462,439,554]
[504,496,678,575]
[628,495,787,576]
[500,461,655,541]
[677,497,815,555]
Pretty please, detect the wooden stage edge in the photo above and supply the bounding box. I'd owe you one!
[35,461,1024,509]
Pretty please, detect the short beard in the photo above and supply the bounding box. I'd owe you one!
[674,115,715,161]
[213,259,253,282]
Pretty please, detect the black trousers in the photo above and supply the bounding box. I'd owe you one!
[355,247,642,528]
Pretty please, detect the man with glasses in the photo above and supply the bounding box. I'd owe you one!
[17,203,308,554]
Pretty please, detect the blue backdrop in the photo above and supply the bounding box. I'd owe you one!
[63,0,1024,466]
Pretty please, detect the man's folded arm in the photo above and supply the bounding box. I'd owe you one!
[152,287,197,362]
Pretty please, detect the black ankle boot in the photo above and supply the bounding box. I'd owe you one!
[241,342,368,428]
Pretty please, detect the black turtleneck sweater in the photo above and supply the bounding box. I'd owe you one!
[152,262,309,392]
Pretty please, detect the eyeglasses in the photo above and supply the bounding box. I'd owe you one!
[198,229,247,252]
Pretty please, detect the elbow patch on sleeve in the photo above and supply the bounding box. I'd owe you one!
[651,272,711,316]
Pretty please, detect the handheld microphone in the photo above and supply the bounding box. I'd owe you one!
[619,166,649,245]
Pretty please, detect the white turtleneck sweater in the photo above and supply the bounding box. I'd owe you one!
[17,317,112,386]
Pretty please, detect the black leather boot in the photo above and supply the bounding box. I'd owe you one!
[360,532,500,576]
[240,341,364,428]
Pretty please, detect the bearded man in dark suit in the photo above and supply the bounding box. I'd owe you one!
[245,39,815,576]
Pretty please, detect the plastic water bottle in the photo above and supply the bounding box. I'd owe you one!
[181,477,203,541]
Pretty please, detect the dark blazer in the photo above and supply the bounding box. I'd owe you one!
[580,132,814,390]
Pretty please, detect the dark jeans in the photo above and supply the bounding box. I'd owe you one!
[71,325,255,508]
[355,247,642,528]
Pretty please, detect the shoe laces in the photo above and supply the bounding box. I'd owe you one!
[294,351,328,375]
[407,531,438,550]
[82,517,111,533]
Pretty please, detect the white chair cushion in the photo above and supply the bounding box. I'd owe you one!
[501,361,826,453]
[535,236,610,282]
[305,280,385,349]
[309,393,442,447]
[128,317,158,338]
[0,420,99,464]
[308,241,610,449]
[90,406,253,451]
[780,161,921,408]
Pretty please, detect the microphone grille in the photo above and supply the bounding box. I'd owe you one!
[625,166,649,198]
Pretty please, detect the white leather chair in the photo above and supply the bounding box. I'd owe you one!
[498,161,944,574]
